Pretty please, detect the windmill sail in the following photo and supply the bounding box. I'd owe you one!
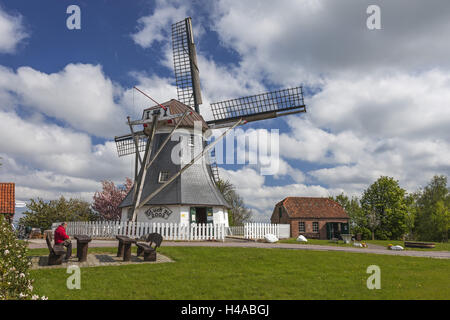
[114,132,147,157]
[172,17,202,113]
[207,87,306,126]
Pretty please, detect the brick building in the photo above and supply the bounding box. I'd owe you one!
[270,197,350,240]
[0,183,15,222]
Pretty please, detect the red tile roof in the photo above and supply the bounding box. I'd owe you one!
[0,183,15,215]
[277,197,349,219]
[144,99,209,131]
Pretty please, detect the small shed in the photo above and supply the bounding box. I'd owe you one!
[0,183,15,222]
[270,197,350,240]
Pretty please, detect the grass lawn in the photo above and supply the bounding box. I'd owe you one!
[29,246,450,300]
[279,238,450,251]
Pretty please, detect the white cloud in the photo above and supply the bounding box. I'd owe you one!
[0,109,133,203]
[0,6,28,53]
[274,70,450,195]
[131,0,188,49]
[211,0,450,85]
[310,70,450,141]
[0,64,127,138]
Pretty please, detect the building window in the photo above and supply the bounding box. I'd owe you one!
[313,222,319,233]
[278,207,282,219]
[127,208,133,221]
[298,222,305,232]
[188,134,195,147]
[188,134,195,159]
[158,171,169,183]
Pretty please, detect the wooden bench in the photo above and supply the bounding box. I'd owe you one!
[136,233,163,261]
[404,241,435,249]
[45,232,66,265]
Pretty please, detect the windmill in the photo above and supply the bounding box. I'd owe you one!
[115,17,306,225]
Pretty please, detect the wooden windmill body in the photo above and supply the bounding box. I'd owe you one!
[115,18,306,225]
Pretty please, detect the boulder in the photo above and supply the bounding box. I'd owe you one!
[296,235,308,242]
[264,234,279,243]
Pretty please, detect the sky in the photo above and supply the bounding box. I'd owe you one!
[1,0,449,222]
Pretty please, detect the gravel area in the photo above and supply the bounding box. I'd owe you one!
[30,253,173,269]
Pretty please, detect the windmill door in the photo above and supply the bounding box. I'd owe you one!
[190,207,214,224]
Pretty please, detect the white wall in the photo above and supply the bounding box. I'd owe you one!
[121,205,228,227]
[120,206,181,223]
[136,205,181,223]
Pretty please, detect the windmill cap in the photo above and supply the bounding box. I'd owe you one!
[143,99,209,131]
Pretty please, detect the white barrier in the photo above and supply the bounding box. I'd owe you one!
[51,221,226,241]
[243,223,290,239]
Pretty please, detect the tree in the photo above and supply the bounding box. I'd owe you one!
[19,197,97,232]
[330,193,371,239]
[366,209,380,240]
[360,176,409,240]
[0,215,46,300]
[92,178,133,221]
[404,192,419,239]
[216,179,252,226]
[414,175,450,242]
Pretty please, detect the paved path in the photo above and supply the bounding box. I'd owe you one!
[27,239,450,259]
[30,253,173,269]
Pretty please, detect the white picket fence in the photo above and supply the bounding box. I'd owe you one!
[243,223,290,240]
[52,221,226,241]
[228,225,245,236]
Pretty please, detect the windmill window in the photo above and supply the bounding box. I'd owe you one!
[188,134,195,158]
[127,208,133,220]
[158,171,170,183]
[188,134,195,146]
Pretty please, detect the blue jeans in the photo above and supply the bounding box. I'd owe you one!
[63,239,72,259]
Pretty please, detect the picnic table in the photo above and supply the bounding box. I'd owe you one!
[116,235,137,261]
[74,235,92,262]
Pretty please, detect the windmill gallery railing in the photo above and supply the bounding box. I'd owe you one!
[52,221,227,241]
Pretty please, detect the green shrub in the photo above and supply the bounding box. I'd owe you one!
[0,215,47,300]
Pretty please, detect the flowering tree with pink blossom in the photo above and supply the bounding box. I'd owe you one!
[0,215,46,300]
[92,178,133,221]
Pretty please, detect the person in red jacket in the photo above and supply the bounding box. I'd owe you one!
[54,222,72,261]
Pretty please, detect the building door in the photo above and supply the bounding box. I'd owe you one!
[326,223,332,239]
[196,207,207,224]
[326,222,340,239]
[190,207,213,224]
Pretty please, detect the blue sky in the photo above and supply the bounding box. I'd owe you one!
[1,0,450,222]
